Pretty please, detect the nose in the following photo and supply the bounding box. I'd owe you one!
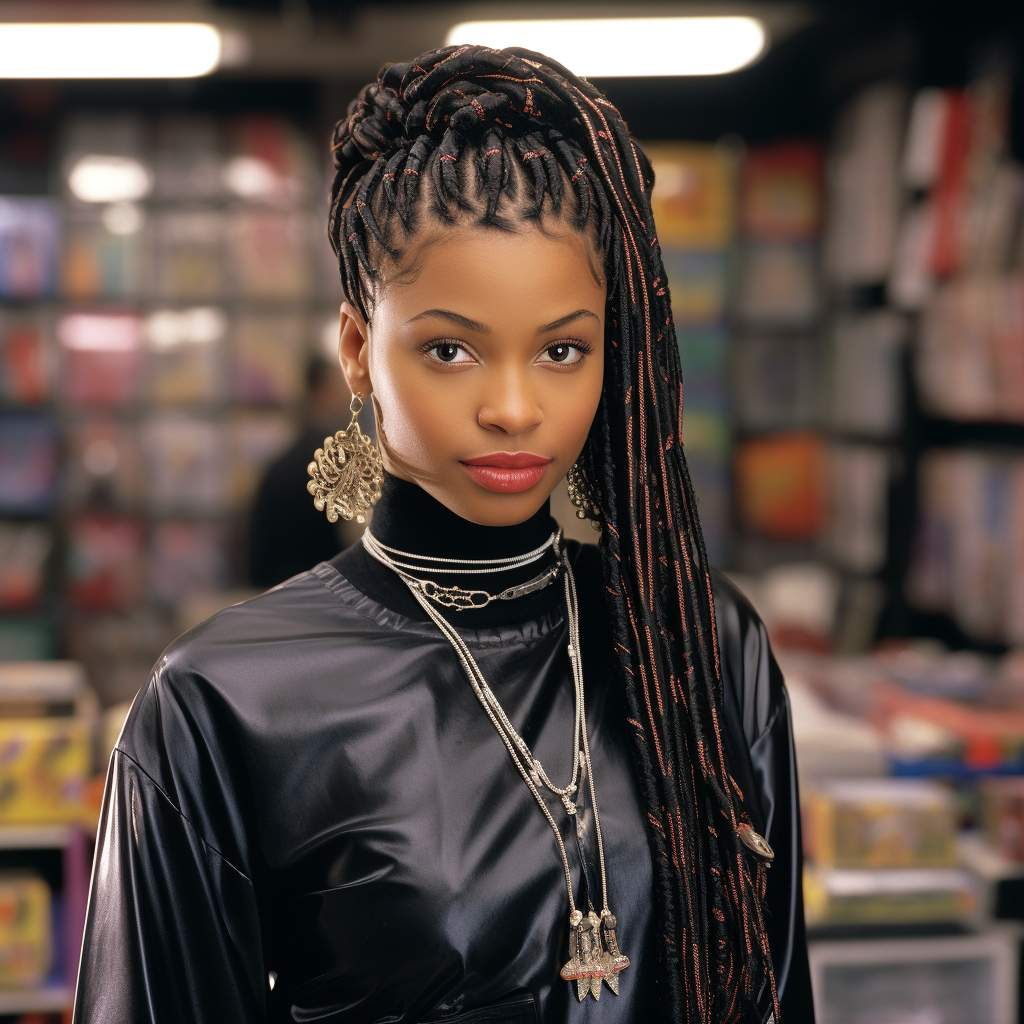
[477,371,543,437]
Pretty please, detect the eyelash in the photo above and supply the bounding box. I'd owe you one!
[419,338,593,365]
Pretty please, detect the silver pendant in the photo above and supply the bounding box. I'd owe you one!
[561,910,629,1000]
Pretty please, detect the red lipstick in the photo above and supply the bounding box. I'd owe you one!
[460,452,552,493]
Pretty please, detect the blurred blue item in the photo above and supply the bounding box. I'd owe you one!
[0,198,60,302]
[678,324,729,413]
[890,757,1024,779]
[0,415,57,514]
[663,249,730,326]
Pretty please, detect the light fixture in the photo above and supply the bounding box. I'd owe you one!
[145,308,228,351]
[68,156,153,204]
[445,17,768,77]
[0,23,223,79]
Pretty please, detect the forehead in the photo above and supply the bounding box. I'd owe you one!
[373,222,605,320]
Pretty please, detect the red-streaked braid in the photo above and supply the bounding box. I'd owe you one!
[328,45,778,1024]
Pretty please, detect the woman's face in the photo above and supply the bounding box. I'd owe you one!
[338,221,605,527]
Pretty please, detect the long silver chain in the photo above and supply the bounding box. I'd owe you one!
[360,531,610,918]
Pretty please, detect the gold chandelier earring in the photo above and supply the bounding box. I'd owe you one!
[567,458,602,531]
[307,391,383,524]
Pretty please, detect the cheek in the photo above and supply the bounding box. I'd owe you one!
[369,352,453,462]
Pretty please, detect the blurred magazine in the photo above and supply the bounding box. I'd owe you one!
[644,143,734,250]
[66,514,146,611]
[150,209,227,301]
[228,209,313,300]
[153,115,225,202]
[734,431,825,541]
[0,522,51,611]
[62,206,147,301]
[142,413,228,515]
[736,242,818,327]
[231,311,305,405]
[58,312,143,406]
[0,198,60,302]
[741,141,822,241]
[0,415,57,514]
[732,334,818,430]
[0,314,50,405]
[62,413,143,509]
[830,311,906,437]
[663,250,729,325]
[144,306,228,405]
[150,521,228,606]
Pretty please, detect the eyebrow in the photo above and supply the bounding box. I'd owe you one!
[406,309,490,333]
[536,309,600,334]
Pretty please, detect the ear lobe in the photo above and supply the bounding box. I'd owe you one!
[338,301,372,396]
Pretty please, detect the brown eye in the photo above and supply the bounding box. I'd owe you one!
[539,343,583,365]
[436,343,459,361]
[428,342,470,363]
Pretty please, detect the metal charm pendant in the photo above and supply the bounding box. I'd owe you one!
[561,909,629,1000]
[737,823,775,862]
[307,392,383,524]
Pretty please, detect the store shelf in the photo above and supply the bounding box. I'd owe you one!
[0,823,76,850]
[0,982,71,1013]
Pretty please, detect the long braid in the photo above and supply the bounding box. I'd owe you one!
[328,45,778,1024]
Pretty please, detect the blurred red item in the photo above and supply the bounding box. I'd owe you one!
[930,90,969,279]
[1,324,47,404]
[66,515,145,610]
[980,778,1024,862]
[58,312,143,406]
[734,432,825,540]
[740,141,823,241]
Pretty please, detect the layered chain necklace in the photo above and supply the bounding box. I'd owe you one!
[362,527,629,1001]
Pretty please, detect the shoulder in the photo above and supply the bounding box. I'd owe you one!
[710,568,785,748]
[117,568,383,787]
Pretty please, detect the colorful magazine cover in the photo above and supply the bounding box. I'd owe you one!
[0,522,52,611]
[736,242,819,327]
[150,209,227,301]
[144,306,228,405]
[228,209,313,300]
[58,312,144,406]
[0,314,50,405]
[662,250,729,325]
[644,143,735,250]
[150,521,228,606]
[0,198,60,302]
[66,514,146,611]
[0,415,57,515]
[231,311,305,405]
[741,142,823,241]
[62,413,143,508]
[734,431,825,541]
[142,413,228,515]
[62,207,147,301]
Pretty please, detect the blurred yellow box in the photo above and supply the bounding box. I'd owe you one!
[645,142,735,249]
[0,871,51,988]
[804,779,958,869]
[0,717,90,824]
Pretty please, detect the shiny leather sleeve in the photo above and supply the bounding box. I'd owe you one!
[73,683,268,1022]
[712,571,815,1024]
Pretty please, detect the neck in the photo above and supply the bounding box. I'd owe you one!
[368,472,556,559]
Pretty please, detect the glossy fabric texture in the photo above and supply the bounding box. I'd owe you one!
[74,477,812,1023]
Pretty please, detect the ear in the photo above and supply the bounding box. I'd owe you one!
[338,301,372,398]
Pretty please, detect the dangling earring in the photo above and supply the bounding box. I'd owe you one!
[307,392,383,524]
[567,458,602,531]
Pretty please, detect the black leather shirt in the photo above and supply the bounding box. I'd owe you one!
[74,476,813,1024]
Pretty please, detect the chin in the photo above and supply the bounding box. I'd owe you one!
[447,486,552,527]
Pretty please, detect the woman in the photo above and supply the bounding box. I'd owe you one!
[75,46,812,1024]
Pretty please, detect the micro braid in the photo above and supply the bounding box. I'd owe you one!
[328,45,779,1024]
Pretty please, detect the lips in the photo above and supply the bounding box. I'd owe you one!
[460,452,552,493]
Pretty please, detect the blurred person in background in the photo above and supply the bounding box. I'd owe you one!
[75,46,812,1024]
[247,354,350,587]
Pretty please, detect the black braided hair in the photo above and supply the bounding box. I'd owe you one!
[328,46,778,1024]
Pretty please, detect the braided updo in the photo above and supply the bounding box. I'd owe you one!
[328,46,778,1024]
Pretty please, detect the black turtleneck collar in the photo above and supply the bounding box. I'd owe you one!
[329,471,566,626]
[368,472,556,561]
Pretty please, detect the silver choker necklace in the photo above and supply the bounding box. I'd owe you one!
[360,528,629,1001]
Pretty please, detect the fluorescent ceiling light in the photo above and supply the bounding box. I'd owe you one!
[0,23,222,79]
[59,314,142,353]
[68,156,153,204]
[445,17,767,77]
